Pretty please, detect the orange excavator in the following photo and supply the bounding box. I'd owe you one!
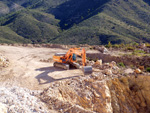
[53,48,92,74]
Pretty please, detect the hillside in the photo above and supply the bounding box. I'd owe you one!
[0,0,150,44]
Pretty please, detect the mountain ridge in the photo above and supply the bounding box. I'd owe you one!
[0,0,150,44]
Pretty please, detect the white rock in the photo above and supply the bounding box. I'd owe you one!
[0,103,7,113]
[95,59,102,66]
[0,86,48,113]
[103,69,113,76]
[124,68,134,74]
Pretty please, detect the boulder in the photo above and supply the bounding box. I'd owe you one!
[95,46,109,53]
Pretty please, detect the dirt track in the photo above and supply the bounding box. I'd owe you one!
[0,45,84,90]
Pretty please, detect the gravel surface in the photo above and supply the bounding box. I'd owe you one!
[0,86,49,113]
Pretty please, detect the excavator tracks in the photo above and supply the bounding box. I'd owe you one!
[53,62,80,70]
[53,62,69,70]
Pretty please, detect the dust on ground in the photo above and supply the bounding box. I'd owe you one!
[0,45,88,90]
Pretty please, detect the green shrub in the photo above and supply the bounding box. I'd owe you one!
[118,62,125,67]
[145,43,150,48]
[127,47,134,51]
[106,41,112,48]
[132,42,139,47]
[120,43,125,48]
[112,44,120,48]
[146,67,150,72]
[133,50,145,54]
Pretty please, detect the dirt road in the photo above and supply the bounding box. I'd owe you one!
[0,45,84,90]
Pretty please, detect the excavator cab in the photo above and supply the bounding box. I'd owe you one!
[72,54,76,61]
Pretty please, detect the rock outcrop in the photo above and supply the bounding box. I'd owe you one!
[39,73,150,113]
[108,76,150,113]
[40,75,113,113]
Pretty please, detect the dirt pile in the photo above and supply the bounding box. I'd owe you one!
[0,86,49,113]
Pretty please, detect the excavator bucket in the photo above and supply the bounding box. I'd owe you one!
[82,66,92,74]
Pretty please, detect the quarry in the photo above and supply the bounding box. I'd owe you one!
[0,44,150,113]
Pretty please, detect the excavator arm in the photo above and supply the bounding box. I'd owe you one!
[64,48,86,66]
[53,48,92,74]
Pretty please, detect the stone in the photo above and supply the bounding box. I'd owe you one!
[110,61,116,67]
[112,66,120,74]
[103,69,113,76]
[103,47,109,53]
[134,68,142,74]
[104,63,110,66]
[0,86,48,113]
[90,61,95,65]
[0,103,7,113]
[94,59,102,66]
[124,68,134,74]
[139,66,144,71]
[0,55,9,67]
[96,46,109,53]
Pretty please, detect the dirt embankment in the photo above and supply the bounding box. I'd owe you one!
[87,53,150,67]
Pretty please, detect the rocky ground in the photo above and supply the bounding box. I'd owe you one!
[0,86,48,113]
[0,44,150,113]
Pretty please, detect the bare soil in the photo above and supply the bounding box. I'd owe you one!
[0,45,85,90]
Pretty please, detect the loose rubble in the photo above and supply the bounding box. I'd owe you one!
[0,103,7,113]
[0,86,49,113]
